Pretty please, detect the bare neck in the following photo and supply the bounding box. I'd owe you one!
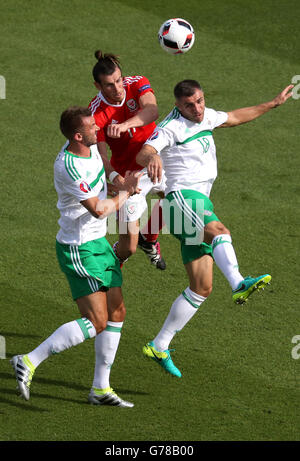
[66,142,91,157]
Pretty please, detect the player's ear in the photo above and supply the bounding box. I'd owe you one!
[74,132,83,142]
[94,81,102,91]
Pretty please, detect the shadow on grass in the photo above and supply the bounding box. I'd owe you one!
[114,388,148,396]
[1,371,149,409]
[0,371,87,392]
[1,372,149,396]
[0,391,48,412]
[0,331,41,339]
[1,386,148,409]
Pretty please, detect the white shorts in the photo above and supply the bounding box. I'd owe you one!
[119,168,166,223]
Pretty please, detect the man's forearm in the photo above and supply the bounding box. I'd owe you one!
[124,104,158,130]
[81,191,130,219]
[136,144,158,166]
[96,191,129,218]
[225,101,276,127]
[222,85,294,127]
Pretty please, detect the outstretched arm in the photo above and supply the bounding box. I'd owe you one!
[220,85,294,127]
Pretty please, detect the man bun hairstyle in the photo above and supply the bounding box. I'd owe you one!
[92,50,122,84]
[60,106,92,140]
[174,80,203,99]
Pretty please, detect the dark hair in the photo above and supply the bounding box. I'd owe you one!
[92,50,122,84]
[60,106,92,139]
[174,80,203,99]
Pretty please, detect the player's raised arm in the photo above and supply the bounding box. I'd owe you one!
[136,144,162,184]
[219,84,294,127]
[107,91,159,138]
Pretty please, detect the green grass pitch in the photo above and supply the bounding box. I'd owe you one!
[0,0,299,442]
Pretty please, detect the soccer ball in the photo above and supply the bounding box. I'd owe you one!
[158,18,195,54]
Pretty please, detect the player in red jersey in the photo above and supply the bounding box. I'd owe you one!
[89,51,166,269]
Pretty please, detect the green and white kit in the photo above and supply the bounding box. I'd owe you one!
[146,106,228,197]
[54,143,122,299]
[145,107,228,263]
[54,143,107,245]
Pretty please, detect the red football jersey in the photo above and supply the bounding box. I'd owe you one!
[89,76,156,177]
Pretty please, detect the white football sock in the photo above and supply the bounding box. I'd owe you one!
[153,288,206,352]
[92,321,123,390]
[212,234,244,290]
[27,318,96,368]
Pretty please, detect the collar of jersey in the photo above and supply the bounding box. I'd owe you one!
[64,148,92,159]
[98,89,126,107]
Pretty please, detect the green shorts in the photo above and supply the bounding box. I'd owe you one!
[56,237,122,300]
[163,189,219,265]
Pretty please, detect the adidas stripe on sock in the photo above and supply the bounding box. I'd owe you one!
[212,234,244,290]
[27,317,96,368]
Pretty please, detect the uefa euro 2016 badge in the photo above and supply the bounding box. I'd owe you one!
[149,131,159,140]
[126,98,138,111]
[80,181,91,193]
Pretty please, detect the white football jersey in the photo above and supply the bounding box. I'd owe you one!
[145,107,228,197]
[54,143,107,245]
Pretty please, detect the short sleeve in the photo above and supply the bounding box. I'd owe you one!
[145,126,174,153]
[206,108,228,129]
[67,178,98,202]
[134,76,154,99]
[60,166,97,202]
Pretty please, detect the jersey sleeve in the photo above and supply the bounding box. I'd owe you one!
[206,108,228,129]
[144,125,174,153]
[134,76,154,99]
[60,165,98,202]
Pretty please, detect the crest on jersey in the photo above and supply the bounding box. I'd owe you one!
[126,98,138,111]
[80,181,91,193]
[127,204,136,214]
